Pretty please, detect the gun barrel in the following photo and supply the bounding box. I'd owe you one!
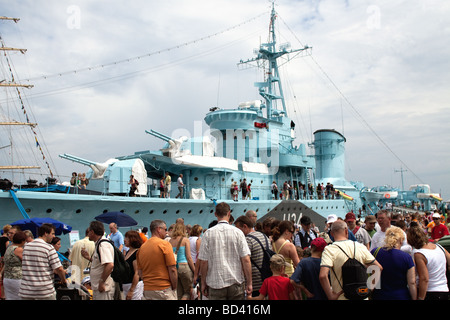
[59,153,97,166]
[145,129,173,142]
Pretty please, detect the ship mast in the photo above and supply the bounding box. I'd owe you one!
[238,3,310,120]
[0,16,40,171]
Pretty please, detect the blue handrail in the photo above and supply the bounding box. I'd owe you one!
[9,190,30,219]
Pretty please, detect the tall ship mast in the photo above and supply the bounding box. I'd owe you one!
[0,16,46,176]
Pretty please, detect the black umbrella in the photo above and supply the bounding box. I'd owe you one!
[94,211,138,227]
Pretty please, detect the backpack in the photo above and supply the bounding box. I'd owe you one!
[332,242,370,300]
[247,234,275,281]
[97,239,132,284]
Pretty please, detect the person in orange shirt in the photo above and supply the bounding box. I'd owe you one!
[137,220,177,300]
[139,227,148,243]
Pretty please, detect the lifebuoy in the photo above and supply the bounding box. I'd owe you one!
[385,194,390,199]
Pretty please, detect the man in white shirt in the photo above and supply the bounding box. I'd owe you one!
[175,174,184,199]
[198,202,252,300]
[370,210,412,255]
[82,221,115,300]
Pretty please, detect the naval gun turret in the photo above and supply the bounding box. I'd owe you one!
[59,153,112,179]
[146,129,191,158]
[59,153,147,196]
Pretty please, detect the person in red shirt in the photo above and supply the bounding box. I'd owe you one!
[430,213,450,243]
[251,254,294,300]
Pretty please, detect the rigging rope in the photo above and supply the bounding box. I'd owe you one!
[1,36,54,177]
[22,11,268,83]
[277,15,424,184]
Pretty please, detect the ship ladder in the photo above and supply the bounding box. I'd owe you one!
[9,190,31,219]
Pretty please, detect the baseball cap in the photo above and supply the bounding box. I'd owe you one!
[300,216,312,225]
[327,214,337,224]
[270,254,291,268]
[432,213,441,219]
[345,212,356,221]
[311,237,327,252]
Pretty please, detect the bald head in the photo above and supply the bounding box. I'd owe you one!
[245,210,257,228]
[330,220,348,241]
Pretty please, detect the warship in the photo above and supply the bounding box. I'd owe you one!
[0,7,442,250]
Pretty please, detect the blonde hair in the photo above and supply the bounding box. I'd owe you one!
[172,223,187,238]
[383,226,404,250]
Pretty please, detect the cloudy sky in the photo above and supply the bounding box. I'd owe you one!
[2,0,449,199]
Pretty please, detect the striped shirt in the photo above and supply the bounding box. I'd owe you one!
[19,238,62,299]
[198,221,250,289]
[246,231,272,291]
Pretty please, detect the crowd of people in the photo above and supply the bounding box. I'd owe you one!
[70,172,89,189]
[0,204,449,301]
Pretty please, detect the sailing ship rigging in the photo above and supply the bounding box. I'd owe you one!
[0,16,53,181]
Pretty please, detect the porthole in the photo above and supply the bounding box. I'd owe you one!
[199,210,203,214]
[46,208,52,214]
[103,209,108,213]
[163,210,167,214]
[120,209,125,213]
[135,210,140,214]
[149,210,154,214]
[194,177,198,181]
[76,209,82,214]
[176,210,180,214]
[210,210,214,213]
[188,210,192,214]
[25,208,31,213]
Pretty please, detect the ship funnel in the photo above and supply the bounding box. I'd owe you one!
[312,129,346,181]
